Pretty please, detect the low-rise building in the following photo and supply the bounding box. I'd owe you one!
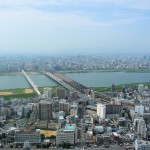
[14,131,41,144]
[56,124,77,145]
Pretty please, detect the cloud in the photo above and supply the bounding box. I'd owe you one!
[0,0,145,30]
[0,0,150,54]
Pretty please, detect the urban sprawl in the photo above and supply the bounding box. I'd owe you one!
[0,55,150,150]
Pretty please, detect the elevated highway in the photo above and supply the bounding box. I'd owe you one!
[22,70,41,96]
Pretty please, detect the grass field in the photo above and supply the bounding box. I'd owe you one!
[0,86,57,100]
[0,88,35,99]
[92,82,150,92]
[0,91,14,95]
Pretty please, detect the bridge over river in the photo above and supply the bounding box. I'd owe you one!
[44,71,113,102]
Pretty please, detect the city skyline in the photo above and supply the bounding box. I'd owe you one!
[0,0,150,54]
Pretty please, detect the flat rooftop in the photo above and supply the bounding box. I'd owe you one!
[65,124,76,131]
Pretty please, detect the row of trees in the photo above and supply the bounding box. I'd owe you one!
[40,134,56,141]
[58,141,71,149]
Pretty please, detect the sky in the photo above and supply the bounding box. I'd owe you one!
[0,0,150,55]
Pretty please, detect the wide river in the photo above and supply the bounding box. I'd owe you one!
[0,72,150,90]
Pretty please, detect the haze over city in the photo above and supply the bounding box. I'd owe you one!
[0,0,150,55]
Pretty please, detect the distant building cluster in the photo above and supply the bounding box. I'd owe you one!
[0,55,150,72]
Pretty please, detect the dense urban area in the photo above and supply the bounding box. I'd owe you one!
[0,55,150,72]
[0,55,150,150]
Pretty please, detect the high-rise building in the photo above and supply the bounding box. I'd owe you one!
[112,84,115,92]
[135,105,144,116]
[38,101,52,121]
[78,101,86,119]
[59,99,69,116]
[44,87,52,99]
[97,103,122,119]
[97,103,106,119]
[70,103,78,116]
[56,87,66,99]
[134,117,147,138]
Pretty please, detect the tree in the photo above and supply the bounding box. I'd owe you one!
[0,135,2,140]
[27,110,32,118]
[2,133,6,139]
[40,134,45,141]
[66,141,70,149]
[50,135,56,139]
[36,144,41,148]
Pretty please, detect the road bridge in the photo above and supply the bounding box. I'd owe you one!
[44,71,113,103]
[54,72,87,93]
[22,70,41,96]
[44,72,77,92]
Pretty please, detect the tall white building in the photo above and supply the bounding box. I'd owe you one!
[138,84,144,94]
[134,118,147,138]
[70,103,78,116]
[135,105,144,116]
[97,103,106,119]
[44,87,52,99]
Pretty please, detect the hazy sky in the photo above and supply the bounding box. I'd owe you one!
[0,0,150,55]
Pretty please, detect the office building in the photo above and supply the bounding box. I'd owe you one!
[56,124,77,145]
[38,101,52,121]
[14,131,41,144]
[97,103,122,119]
[105,104,122,114]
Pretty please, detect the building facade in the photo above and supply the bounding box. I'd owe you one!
[14,131,41,144]
[59,100,70,116]
[56,88,66,99]
[135,139,150,150]
[97,103,106,119]
[38,101,52,121]
[56,124,77,145]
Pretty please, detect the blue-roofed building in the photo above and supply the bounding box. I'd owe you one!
[56,124,77,145]
[64,124,76,131]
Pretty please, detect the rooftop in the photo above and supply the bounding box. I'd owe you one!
[65,124,76,131]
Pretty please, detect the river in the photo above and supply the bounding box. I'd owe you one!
[0,72,150,90]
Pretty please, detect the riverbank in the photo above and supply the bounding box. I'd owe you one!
[91,82,150,92]
[0,72,42,76]
[0,69,150,76]
[0,86,57,100]
[58,68,150,74]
